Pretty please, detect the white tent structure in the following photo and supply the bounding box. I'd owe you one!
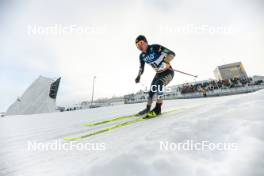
[6,76,61,116]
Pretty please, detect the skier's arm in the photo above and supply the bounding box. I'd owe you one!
[135,58,145,83]
[164,54,174,63]
[159,45,175,64]
[138,58,145,76]
[155,45,175,73]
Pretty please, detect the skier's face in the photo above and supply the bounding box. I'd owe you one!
[136,40,148,52]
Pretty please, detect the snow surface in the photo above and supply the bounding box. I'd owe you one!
[1,90,264,176]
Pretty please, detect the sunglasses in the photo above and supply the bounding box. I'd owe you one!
[136,40,145,47]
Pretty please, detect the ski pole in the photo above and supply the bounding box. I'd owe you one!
[170,68,198,78]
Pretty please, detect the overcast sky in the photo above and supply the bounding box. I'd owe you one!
[0,0,263,112]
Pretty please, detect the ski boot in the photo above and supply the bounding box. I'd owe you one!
[144,103,162,119]
[137,105,151,115]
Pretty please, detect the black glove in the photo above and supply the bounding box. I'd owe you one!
[135,75,141,83]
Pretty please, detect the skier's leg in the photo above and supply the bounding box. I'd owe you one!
[137,75,158,115]
[147,70,174,117]
[156,71,174,104]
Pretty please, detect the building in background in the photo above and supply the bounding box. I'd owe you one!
[214,62,248,80]
[6,76,61,116]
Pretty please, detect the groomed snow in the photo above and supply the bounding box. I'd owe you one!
[1,90,264,176]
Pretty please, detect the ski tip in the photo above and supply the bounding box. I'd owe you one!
[64,137,82,141]
[82,124,93,127]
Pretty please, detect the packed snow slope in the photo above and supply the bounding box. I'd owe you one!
[1,90,264,176]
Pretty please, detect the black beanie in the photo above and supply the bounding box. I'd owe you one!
[135,35,147,43]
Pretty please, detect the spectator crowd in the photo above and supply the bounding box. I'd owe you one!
[179,77,263,94]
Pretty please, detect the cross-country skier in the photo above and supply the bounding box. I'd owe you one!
[135,35,175,118]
